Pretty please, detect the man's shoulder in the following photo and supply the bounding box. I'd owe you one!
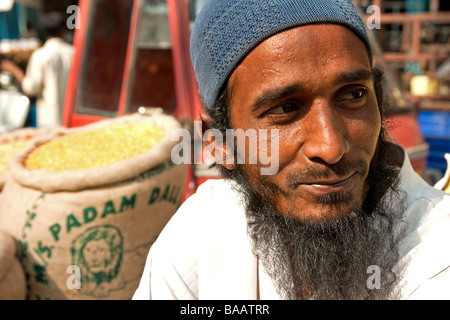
[397,169,450,298]
[397,149,450,225]
[180,178,244,224]
[140,179,254,299]
[402,171,450,231]
[156,178,245,242]
[195,178,242,201]
[189,178,244,210]
[147,178,247,274]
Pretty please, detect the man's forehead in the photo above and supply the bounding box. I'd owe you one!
[228,24,373,102]
[232,24,370,70]
[190,0,372,111]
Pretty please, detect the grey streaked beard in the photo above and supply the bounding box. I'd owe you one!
[229,141,407,300]
[246,198,404,300]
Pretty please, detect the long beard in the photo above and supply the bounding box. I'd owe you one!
[226,139,407,300]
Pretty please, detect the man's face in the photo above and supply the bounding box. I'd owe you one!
[227,24,381,222]
[83,239,111,273]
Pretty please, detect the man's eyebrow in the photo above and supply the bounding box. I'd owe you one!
[333,69,373,86]
[250,69,373,110]
[252,83,304,109]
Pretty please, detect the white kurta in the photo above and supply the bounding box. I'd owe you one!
[21,37,74,128]
[133,149,450,300]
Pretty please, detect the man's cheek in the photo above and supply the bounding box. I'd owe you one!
[258,129,280,176]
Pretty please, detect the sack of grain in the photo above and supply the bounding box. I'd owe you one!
[0,113,187,300]
[0,229,26,300]
[0,127,52,192]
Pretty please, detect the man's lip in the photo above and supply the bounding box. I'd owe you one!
[300,173,356,193]
[306,173,354,186]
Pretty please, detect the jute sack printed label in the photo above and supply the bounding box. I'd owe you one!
[18,160,185,300]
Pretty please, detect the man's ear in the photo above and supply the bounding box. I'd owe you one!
[200,113,236,170]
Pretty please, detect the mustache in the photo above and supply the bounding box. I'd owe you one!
[286,158,369,190]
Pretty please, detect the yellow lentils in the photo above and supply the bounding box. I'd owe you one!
[25,123,165,171]
[0,138,31,174]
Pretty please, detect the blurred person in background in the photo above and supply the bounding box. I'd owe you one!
[0,11,74,128]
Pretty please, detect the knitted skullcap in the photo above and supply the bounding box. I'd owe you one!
[190,0,372,110]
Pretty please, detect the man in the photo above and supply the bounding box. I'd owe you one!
[133,0,450,300]
[0,11,73,128]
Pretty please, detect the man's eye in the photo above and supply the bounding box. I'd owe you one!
[267,103,300,115]
[337,88,368,102]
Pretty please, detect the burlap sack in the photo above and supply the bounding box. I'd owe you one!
[0,230,26,300]
[0,113,187,300]
[0,127,53,192]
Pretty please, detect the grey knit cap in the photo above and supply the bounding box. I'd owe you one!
[190,0,372,110]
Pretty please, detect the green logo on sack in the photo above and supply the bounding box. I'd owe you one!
[70,225,123,298]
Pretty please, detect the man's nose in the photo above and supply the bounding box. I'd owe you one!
[302,102,350,165]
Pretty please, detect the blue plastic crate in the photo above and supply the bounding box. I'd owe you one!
[418,110,450,139]
[425,137,450,175]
